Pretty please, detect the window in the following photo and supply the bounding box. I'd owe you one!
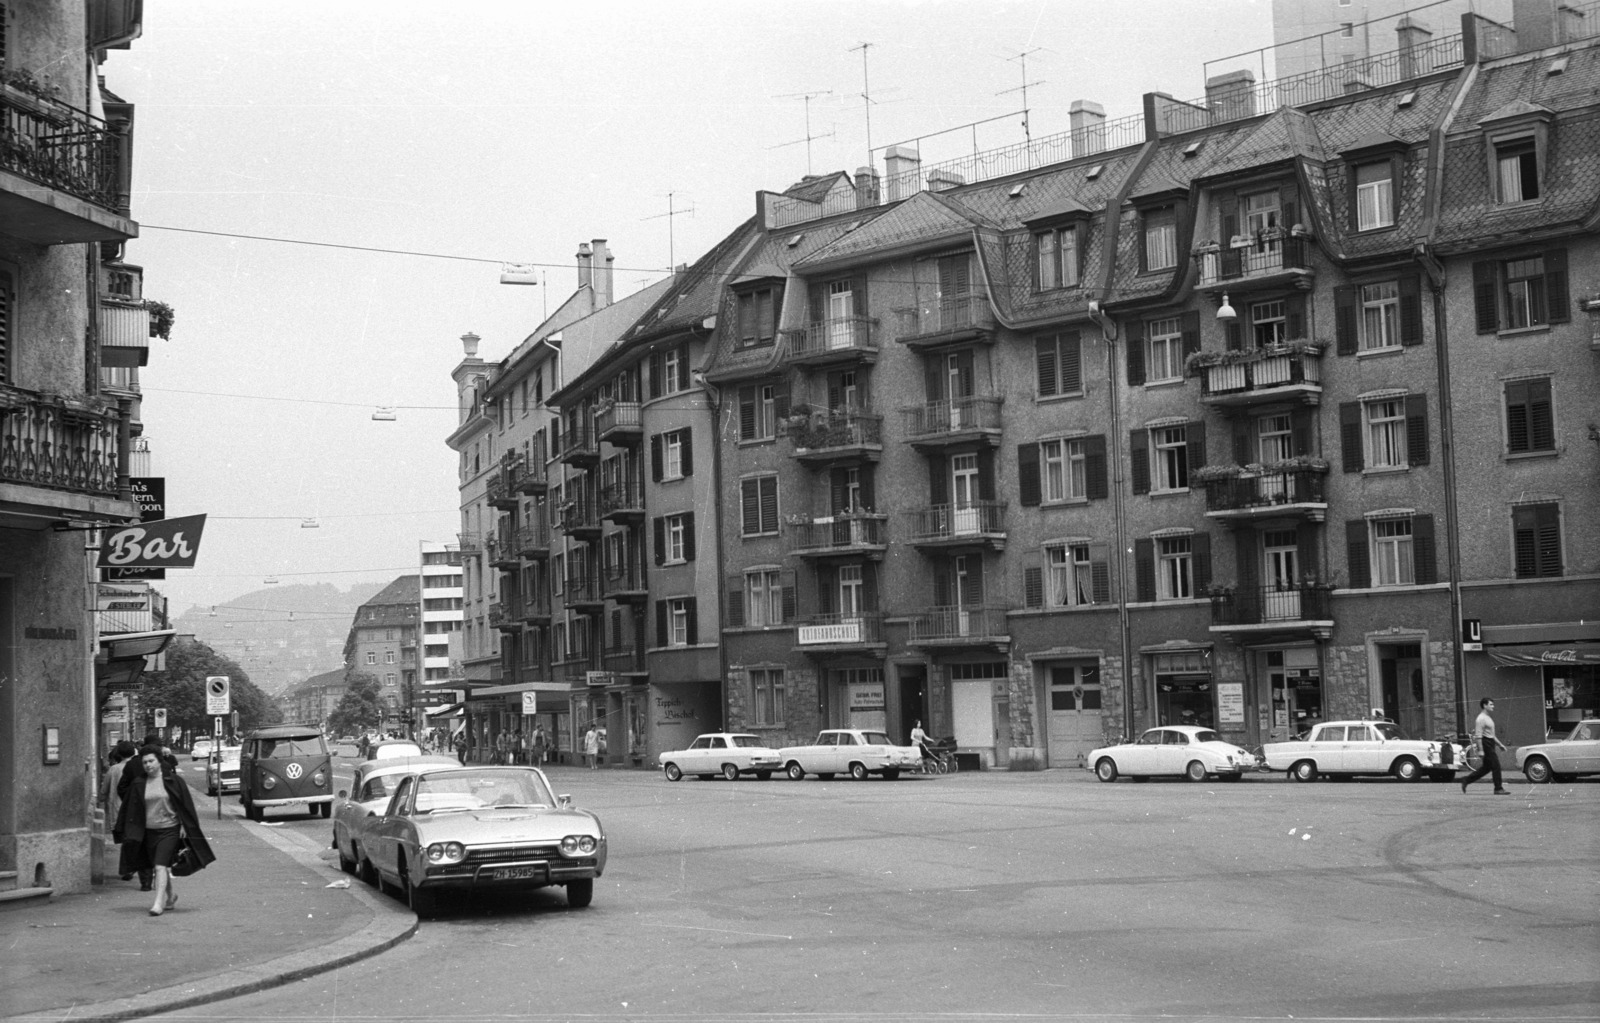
[738,383,780,442]
[663,513,689,563]
[1044,543,1098,607]
[1495,137,1539,203]
[1354,162,1394,230]
[1340,22,1354,36]
[1505,378,1555,454]
[1244,191,1280,252]
[552,552,565,594]
[1258,413,1293,462]
[1145,317,1183,383]
[365,652,376,665]
[1513,504,1562,578]
[1474,251,1568,334]
[1157,537,1193,600]
[736,285,781,348]
[740,474,779,536]
[657,429,688,480]
[1035,225,1079,290]
[1503,256,1547,329]
[1346,514,1434,588]
[1249,300,1287,348]
[1142,208,1177,271]
[1372,517,1414,586]
[1365,398,1407,469]
[1131,422,1202,495]
[1041,438,1087,503]
[1152,426,1190,491]
[1034,331,1082,397]
[746,569,783,626]
[1360,282,1400,350]
[385,673,396,686]
[649,345,691,398]
[750,668,785,726]
[667,598,691,646]
[384,651,395,664]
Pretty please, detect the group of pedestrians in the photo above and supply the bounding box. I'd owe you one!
[490,724,553,765]
[104,734,215,917]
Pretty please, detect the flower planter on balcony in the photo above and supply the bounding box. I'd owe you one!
[788,412,883,463]
[1193,342,1324,407]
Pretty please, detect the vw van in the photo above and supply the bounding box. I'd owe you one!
[239,725,333,821]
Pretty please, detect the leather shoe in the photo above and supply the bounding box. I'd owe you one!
[1493,789,1510,795]
[1460,781,1468,793]
[139,882,152,892]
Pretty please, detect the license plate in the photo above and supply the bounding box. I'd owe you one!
[489,866,541,881]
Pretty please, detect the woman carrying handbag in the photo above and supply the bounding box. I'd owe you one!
[115,746,216,916]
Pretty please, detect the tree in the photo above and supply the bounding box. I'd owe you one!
[327,672,383,738]
[136,638,281,741]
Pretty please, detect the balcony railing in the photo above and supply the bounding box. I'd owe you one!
[518,593,552,622]
[564,572,604,608]
[455,532,485,553]
[488,601,519,631]
[0,85,128,215]
[558,422,598,464]
[782,316,878,363]
[516,521,550,556]
[892,294,994,344]
[0,386,123,497]
[900,395,1004,441]
[1210,583,1332,627]
[604,647,647,675]
[601,558,647,598]
[788,411,883,458]
[97,298,151,368]
[1197,236,1309,286]
[485,473,518,509]
[907,604,1011,645]
[795,613,885,647]
[906,501,1006,544]
[558,495,601,535]
[1195,344,1323,403]
[488,538,520,569]
[599,480,645,520]
[595,401,642,442]
[789,514,887,554]
[1202,466,1328,515]
[513,460,548,495]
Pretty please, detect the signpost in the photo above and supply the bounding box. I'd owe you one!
[206,677,230,820]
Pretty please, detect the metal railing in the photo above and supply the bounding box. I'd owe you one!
[783,316,878,360]
[0,386,123,496]
[557,495,600,533]
[564,571,604,605]
[558,422,597,461]
[1197,236,1309,284]
[1198,347,1323,398]
[789,514,887,553]
[1202,466,1327,512]
[601,558,647,593]
[97,298,150,363]
[599,480,644,517]
[901,395,1004,439]
[892,294,994,340]
[1210,583,1331,626]
[795,613,885,646]
[516,521,550,554]
[514,460,547,493]
[905,501,1006,542]
[0,85,127,211]
[595,401,641,437]
[907,604,1011,643]
[788,412,883,453]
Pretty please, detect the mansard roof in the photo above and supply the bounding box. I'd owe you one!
[793,190,990,272]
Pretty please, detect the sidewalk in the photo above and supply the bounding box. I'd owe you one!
[1,781,415,1023]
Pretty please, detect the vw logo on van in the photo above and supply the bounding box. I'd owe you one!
[285,763,304,780]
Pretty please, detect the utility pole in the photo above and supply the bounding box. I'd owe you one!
[998,48,1046,147]
[771,90,835,176]
[642,192,695,271]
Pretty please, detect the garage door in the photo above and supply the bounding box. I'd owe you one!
[1047,665,1102,768]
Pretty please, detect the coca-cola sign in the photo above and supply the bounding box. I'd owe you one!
[97,514,207,569]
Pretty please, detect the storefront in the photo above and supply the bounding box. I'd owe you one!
[1151,649,1214,729]
[1470,623,1600,745]
[1254,646,1322,741]
[947,660,1010,770]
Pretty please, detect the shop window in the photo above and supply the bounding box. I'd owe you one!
[1152,650,1214,728]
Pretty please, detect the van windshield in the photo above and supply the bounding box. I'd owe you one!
[257,736,327,758]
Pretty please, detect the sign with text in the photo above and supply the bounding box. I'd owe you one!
[103,477,167,580]
[1216,682,1245,725]
[98,513,206,570]
[205,675,231,716]
[847,681,885,712]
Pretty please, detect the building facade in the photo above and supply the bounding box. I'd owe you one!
[341,576,419,734]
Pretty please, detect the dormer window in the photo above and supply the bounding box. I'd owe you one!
[1478,102,1552,208]
[1340,133,1405,235]
[1494,138,1539,203]
[1354,162,1394,230]
[1035,225,1080,291]
[735,283,783,349]
[1142,207,1177,272]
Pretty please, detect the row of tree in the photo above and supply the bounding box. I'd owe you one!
[133,638,281,741]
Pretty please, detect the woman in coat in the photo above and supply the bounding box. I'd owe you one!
[116,745,216,916]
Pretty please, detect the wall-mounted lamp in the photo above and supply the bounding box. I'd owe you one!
[1216,293,1237,322]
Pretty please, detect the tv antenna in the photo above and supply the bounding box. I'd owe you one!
[771,90,835,175]
[998,48,1047,144]
[849,42,876,157]
[642,191,695,270]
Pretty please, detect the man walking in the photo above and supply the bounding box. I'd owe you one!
[1461,697,1510,794]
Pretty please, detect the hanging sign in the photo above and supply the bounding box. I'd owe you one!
[98,514,207,570]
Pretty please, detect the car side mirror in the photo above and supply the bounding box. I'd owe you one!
[557,794,573,808]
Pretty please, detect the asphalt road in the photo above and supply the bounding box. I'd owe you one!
[157,763,1600,1023]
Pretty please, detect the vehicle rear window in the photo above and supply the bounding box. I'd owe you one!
[861,732,893,746]
[730,735,765,747]
[1193,730,1220,744]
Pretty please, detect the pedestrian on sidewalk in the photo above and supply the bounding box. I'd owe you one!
[103,740,138,881]
[583,723,599,770]
[1460,697,1511,795]
[453,730,467,765]
[116,746,216,916]
[532,723,548,765]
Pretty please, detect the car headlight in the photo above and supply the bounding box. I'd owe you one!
[426,842,466,864]
[312,770,327,786]
[560,834,598,856]
[262,774,276,790]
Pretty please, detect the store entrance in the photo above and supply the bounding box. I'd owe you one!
[1259,647,1322,740]
[1378,642,1425,738]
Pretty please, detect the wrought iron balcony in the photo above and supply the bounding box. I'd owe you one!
[518,593,552,624]
[907,604,1011,647]
[1196,236,1312,291]
[0,84,135,244]
[1194,344,1323,408]
[97,297,150,368]
[557,495,602,539]
[485,472,518,510]
[901,395,1004,447]
[604,646,648,676]
[789,514,888,558]
[601,558,648,602]
[455,532,485,554]
[563,571,604,611]
[516,521,551,558]
[558,422,598,466]
[599,480,645,523]
[795,613,886,651]
[1201,465,1329,520]
[905,501,1007,550]
[488,537,520,570]
[595,401,642,445]
[787,411,883,464]
[488,601,520,632]
[892,294,996,349]
[0,385,125,500]
[782,316,879,367]
[1209,583,1333,633]
[513,460,548,495]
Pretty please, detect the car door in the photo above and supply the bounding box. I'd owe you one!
[1311,725,1346,771]
[1338,724,1380,773]
[1557,722,1599,773]
[368,776,415,878]
[1122,730,1162,774]
[1159,730,1192,775]
[679,736,711,774]
[812,732,843,773]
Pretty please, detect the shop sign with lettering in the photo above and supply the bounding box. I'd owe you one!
[98,514,206,570]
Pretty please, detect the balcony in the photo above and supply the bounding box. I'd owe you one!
[788,411,883,464]
[1209,583,1333,637]
[557,495,602,540]
[485,472,518,510]
[555,657,598,685]
[901,396,1003,449]
[488,538,520,571]
[906,604,1011,648]
[558,422,598,466]
[455,531,485,554]
[516,520,551,558]
[0,385,126,506]
[1194,343,1323,408]
[513,460,548,496]
[518,593,552,625]
[795,613,886,655]
[905,501,1007,551]
[1196,236,1313,294]
[601,559,648,602]
[596,401,642,446]
[97,297,151,368]
[0,84,136,245]
[782,316,879,368]
[488,601,520,633]
[599,480,645,523]
[789,514,888,559]
[893,294,996,350]
[563,572,605,612]
[604,646,648,677]
[1200,464,1329,521]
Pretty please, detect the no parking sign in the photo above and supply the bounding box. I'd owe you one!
[205,676,231,716]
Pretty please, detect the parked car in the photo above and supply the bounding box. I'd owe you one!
[359,765,606,916]
[658,733,783,781]
[1261,720,1463,782]
[239,725,334,821]
[1089,726,1260,782]
[778,729,920,781]
[332,755,459,875]
[205,745,242,795]
[1516,719,1600,783]
[367,739,425,761]
[189,737,213,761]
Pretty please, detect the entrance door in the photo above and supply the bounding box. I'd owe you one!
[1257,414,1292,502]
[1046,665,1103,767]
[952,555,980,636]
[952,680,993,764]
[897,664,928,744]
[951,454,979,534]
[993,690,1010,770]
[1379,643,1425,738]
[1262,529,1300,620]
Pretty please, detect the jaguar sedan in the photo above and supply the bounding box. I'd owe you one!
[1517,719,1600,783]
[359,766,606,917]
[778,729,920,781]
[658,733,782,781]
[1089,725,1260,782]
[331,754,459,875]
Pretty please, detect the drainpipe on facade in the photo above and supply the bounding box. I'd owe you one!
[1088,300,1136,741]
[697,367,728,732]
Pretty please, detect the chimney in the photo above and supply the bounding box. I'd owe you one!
[1069,100,1106,157]
[1558,2,1587,43]
[592,239,613,309]
[1396,16,1435,79]
[927,169,965,192]
[1204,71,1256,122]
[576,242,593,291]
[883,144,921,202]
[1513,0,1559,49]
[854,165,880,208]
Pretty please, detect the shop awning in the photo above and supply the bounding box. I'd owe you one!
[473,681,572,697]
[1485,642,1600,667]
[425,703,463,718]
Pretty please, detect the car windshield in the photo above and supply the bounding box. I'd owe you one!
[412,770,554,814]
[729,735,766,748]
[1193,730,1221,744]
[257,736,325,758]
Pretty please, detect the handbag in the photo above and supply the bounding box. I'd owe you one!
[170,832,204,877]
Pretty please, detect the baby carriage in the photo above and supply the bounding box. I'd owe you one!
[916,736,960,775]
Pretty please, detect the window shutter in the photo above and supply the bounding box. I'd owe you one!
[928,455,948,505]
[738,387,756,440]
[1233,419,1252,465]
[655,600,668,646]
[726,576,746,628]
[1404,393,1429,466]
[933,568,951,607]
[653,517,665,565]
[1134,539,1155,602]
[1090,547,1112,603]
[1219,195,1240,277]
[1473,261,1498,333]
[680,428,693,476]
[649,351,664,398]
[1297,528,1319,579]
[809,282,826,322]
[1528,378,1554,451]
[773,379,790,420]
[685,598,698,645]
[782,571,797,621]
[1126,326,1146,385]
[1018,444,1041,506]
[1345,519,1371,589]
[954,350,976,398]
[1130,429,1150,494]
[1084,435,1108,500]
[1035,338,1059,397]
[1192,532,1212,591]
[741,479,759,535]
[1398,275,1423,345]
[677,349,691,391]
[1536,505,1562,577]
[1024,566,1043,609]
[976,448,996,501]
[1060,331,1081,392]
[1180,310,1201,364]
[1284,295,1305,340]
[1291,409,1313,457]
[817,566,835,613]
[682,512,696,562]
[1334,286,1358,355]
[924,358,943,401]
[1505,380,1531,452]
[852,275,869,317]
[860,467,876,510]
[650,434,663,482]
[1545,249,1570,323]
[760,476,778,532]
[1237,531,1259,591]
[1185,420,1206,471]
[1281,199,1298,235]
[1339,402,1363,472]
[1412,513,1438,585]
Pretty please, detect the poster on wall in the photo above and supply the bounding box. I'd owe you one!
[1216,682,1245,725]
[847,682,885,712]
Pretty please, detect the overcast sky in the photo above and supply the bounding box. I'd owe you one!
[110,0,1274,614]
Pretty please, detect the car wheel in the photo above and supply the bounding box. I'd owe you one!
[663,763,683,782]
[1185,760,1207,783]
[356,846,379,888]
[1095,757,1118,783]
[1291,760,1318,783]
[785,762,805,781]
[755,770,773,781]
[722,763,740,782]
[566,878,594,909]
[1392,756,1422,782]
[849,762,869,781]
[401,855,436,916]
[206,782,216,796]
[817,773,835,780]
[336,835,356,874]
[1523,756,1552,784]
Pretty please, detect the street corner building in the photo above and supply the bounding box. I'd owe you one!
[447,2,1600,773]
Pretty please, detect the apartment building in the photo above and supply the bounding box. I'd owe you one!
[342,576,420,734]
[415,541,464,727]
[279,667,346,730]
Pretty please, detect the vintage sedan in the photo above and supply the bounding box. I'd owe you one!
[1517,719,1600,783]
[1262,720,1463,782]
[359,766,606,916]
[658,733,782,781]
[190,737,213,762]
[331,755,459,874]
[205,745,242,795]
[1089,726,1260,782]
[778,729,920,781]
[366,739,425,761]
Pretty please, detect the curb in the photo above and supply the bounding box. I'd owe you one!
[3,822,417,1023]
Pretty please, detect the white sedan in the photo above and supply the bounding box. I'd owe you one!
[1088,726,1260,782]
[1262,720,1462,782]
[658,733,782,781]
[1517,719,1600,783]
[331,754,461,874]
[778,729,920,781]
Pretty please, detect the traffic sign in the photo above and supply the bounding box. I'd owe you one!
[154,708,167,727]
[205,675,231,716]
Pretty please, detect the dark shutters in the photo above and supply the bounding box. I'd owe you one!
[677,349,691,391]
[1473,261,1498,333]
[1018,444,1041,506]
[680,428,693,477]
[1412,514,1438,585]
[652,517,665,565]
[1404,394,1429,466]
[1398,275,1423,345]
[1090,546,1112,603]
[725,576,745,628]
[976,448,996,501]
[1059,332,1081,392]
[1339,403,1363,472]
[655,600,667,646]
[1036,333,1082,396]
[1191,532,1212,591]
[1126,325,1146,385]
[1180,311,1201,365]
[648,351,664,398]
[1291,409,1313,457]
[1024,566,1044,608]
[1084,435,1108,500]
[738,386,756,440]
[1545,249,1570,323]
[1185,420,1206,473]
[1130,429,1150,494]
[1233,419,1252,465]
[1134,539,1155,602]
[685,598,698,645]
[1513,504,1562,578]
[1334,286,1358,355]
[928,455,948,505]
[760,477,778,533]
[741,479,760,535]
[1036,338,1058,397]
[1284,295,1305,340]
[682,512,695,562]
[1345,519,1371,589]
[1506,378,1554,453]
[650,434,663,481]
[781,571,797,621]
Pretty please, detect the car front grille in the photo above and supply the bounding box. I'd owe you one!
[463,843,561,864]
